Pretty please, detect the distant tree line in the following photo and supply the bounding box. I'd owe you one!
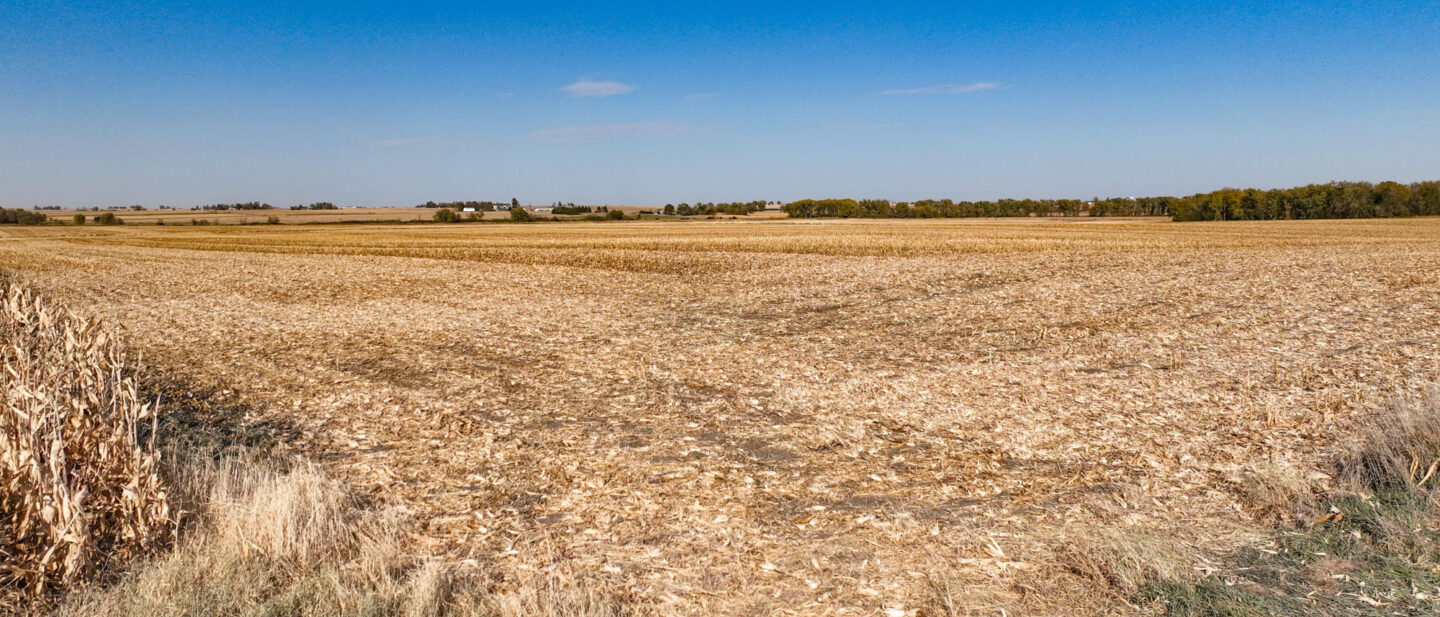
[426,206,554,223]
[194,202,273,211]
[67,213,122,225]
[0,209,47,225]
[290,202,338,210]
[428,205,643,223]
[417,198,519,210]
[782,180,1440,221]
[418,200,496,210]
[784,198,1099,218]
[662,201,767,216]
[1167,181,1440,221]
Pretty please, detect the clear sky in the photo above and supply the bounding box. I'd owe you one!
[2,1,1438,207]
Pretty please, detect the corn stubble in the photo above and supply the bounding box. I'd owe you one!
[2,217,1440,615]
[0,276,633,616]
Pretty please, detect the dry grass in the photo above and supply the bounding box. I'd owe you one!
[1033,392,1440,615]
[54,458,405,617]
[1,275,636,616]
[56,455,638,617]
[1055,528,1200,599]
[1338,386,1440,495]
[3,216,1440,615]
[0,277,170,611]
[1230,463,1322,525]
[1138,388,1440,616]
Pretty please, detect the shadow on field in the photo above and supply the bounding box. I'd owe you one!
[140,373,300,454]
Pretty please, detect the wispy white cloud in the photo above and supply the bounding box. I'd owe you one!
[880,82,1001,95]
[562,79,635,98]
[368,137,461,148]
[530,122,694,145]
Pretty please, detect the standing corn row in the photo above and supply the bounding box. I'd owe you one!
[0,277,170,609]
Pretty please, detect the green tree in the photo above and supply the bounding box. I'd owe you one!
[1413,183,1440,215]
[432,208,458,223]
[1375,181,1410,217]
[0,209,46,225]
[73,214,86,225]
[606,209,625,220]
[510,207,532,222]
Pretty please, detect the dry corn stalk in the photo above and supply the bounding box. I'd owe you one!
[0,276,170,608]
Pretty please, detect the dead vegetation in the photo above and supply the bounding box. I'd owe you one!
[1055,528,1200,600]
[54,455,639,617]
[0,276,170,611]
[1020,390,1440,616]
[0,275,636,616]
[2,217,1439,615]
[1230,463,1322,526]
[1140,390,1440,616]
[1338,386,1440,495]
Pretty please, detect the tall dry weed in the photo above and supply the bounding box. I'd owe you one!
[0,277,170,609]
[1337,386,1440,495]
[56,456,641,617]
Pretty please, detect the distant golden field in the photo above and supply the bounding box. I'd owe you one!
[3,217,1439,615]
[52,205,785,225]
[66,206,464,224]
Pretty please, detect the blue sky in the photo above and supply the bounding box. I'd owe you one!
[2,1,1437,207]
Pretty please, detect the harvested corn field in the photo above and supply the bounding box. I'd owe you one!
[3,217,1439,615]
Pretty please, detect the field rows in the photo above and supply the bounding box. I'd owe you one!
[3,217,1438,615]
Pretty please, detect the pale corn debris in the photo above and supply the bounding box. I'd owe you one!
[1,217,1438,615]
